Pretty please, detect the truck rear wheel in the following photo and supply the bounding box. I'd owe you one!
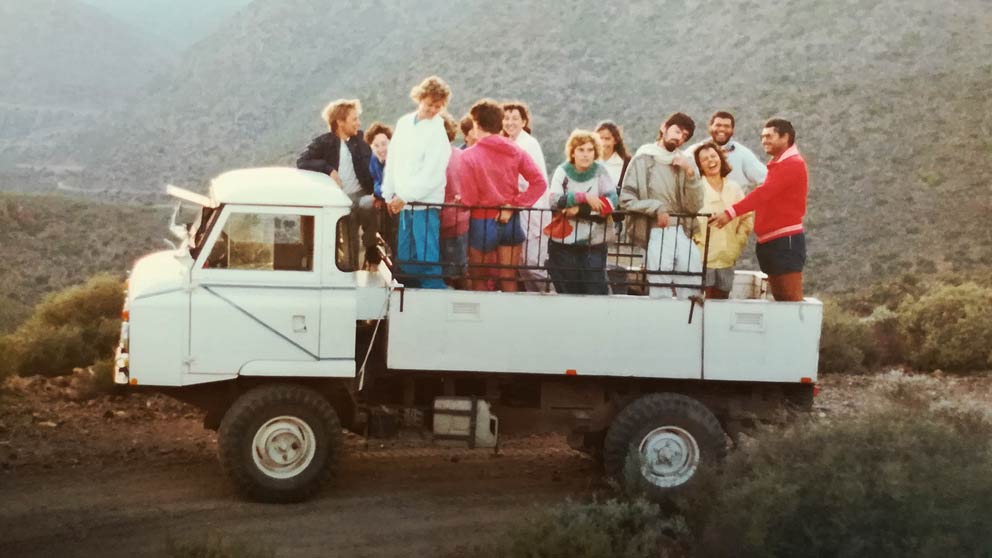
[603,393,725,500]
[218,383,343,503]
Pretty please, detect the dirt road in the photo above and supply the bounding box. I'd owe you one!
[2,370,991,557]
[0,376,601,557]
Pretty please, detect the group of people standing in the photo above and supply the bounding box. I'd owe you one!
[297,75,809,302]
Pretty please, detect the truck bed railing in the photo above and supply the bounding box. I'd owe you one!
[359,202,711,296]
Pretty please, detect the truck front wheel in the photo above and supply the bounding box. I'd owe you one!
[603,393,725,500]
[218,383,343,503]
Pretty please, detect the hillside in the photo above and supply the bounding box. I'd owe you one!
[20,0,992,290]
[0,0,166,172]
[79,0,253,50]
[0,193,168,332]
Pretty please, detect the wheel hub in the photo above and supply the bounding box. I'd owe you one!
[252,416,316,479]
[638,426,700,487]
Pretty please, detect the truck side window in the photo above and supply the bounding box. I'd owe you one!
[335,217,356,272]
[204,213,314,271]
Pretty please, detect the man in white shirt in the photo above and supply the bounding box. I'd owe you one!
[381,76,453,289]
[686,111,767,191]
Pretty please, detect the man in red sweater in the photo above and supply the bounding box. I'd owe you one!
[458,99,548,291]
[709,118,807,301]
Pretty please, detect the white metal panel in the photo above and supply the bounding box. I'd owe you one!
[129,290,189,387]
[189,286,323,375]
[702,298,822,383]
[387,290,702,379]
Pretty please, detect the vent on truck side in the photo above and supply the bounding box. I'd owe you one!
[448,301,481,321]
[731,312,765,332]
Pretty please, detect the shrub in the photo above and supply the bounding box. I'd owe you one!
[818,301,878,374]
[683,402,992,558]
[0,274,124,378]
[482,498,688,558]
[898,282,992,371]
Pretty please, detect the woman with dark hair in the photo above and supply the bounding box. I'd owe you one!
[595,121,631,187]
[693,141,752,299]
[502,101,551,292]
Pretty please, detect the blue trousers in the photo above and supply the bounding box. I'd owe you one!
[396,208,446,289]
[547,242,608,295]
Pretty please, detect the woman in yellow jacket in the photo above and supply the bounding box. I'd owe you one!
[693,142,753,299]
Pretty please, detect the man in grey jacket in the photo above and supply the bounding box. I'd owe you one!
[620,112,705,299]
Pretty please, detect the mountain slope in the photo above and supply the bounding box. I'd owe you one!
[79,0,253,50]
[43,0,992,290]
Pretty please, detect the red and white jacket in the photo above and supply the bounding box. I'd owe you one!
[726,145,807,244]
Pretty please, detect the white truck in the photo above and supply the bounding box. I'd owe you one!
[115,167,822,502]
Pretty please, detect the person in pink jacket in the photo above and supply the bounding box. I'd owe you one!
[458,99,548,291]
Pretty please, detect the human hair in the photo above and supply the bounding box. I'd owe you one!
[693,141,733,178]
[459,115,474,137]
[409,75,451,103]
[709,110,736,128]
[441,112,458,142]
[321,99,361,133]
[764,117,796,146]
[594,120,630,161]
[657,112,696,141]
[470,99,504,134]
[564,129,602,165]
[501,101,532,134]
[363,122,392,145]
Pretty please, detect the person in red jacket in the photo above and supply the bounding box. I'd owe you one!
[458,99,548,292]
[709,118,808,301]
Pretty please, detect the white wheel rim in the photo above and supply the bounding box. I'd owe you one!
[637,426,700,488]
[252,416,316,479]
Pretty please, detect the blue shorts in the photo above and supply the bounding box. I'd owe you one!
[468,214,526,252]
[756,233,806,275]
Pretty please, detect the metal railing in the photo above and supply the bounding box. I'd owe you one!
[358,202,711,297]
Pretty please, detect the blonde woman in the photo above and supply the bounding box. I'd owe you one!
[545,130,617,294]
[693,142,753,298]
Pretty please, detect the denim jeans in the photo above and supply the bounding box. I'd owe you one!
[396,208,445,289]
[547,242,608,295]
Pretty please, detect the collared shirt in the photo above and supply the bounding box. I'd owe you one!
[687,139,768,191]
[600,152,625,186]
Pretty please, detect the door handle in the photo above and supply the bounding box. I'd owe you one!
[292,315,308,333]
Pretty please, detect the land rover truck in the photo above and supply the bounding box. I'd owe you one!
[114,167,822,503]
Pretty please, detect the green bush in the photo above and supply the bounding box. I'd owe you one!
[898,282,992,371]
[682,402,992,558]
[0,274,124,378]
[818,301,878,374]
[482,498,687,558]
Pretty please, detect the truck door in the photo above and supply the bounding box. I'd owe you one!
[188,206,323,377]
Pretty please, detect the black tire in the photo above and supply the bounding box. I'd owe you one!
[218,383,343,503]
[603,393,725,500]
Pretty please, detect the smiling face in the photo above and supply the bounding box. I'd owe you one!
[416,96,446,121]
[761,127,790,158]
[572,140,597,171]
[709,117,734,146]
[336,108,361,138]
[698,147,723,178]
[370,132,389,162]
[502,108,526,140]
